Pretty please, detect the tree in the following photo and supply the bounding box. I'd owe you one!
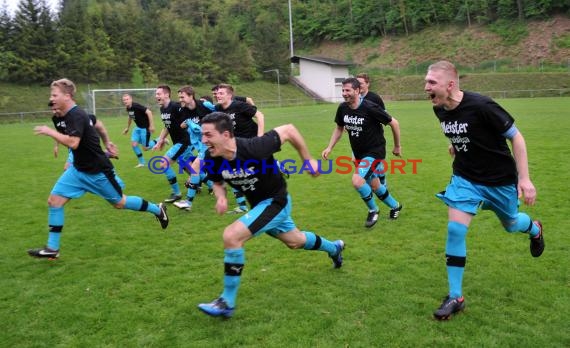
[7,0,55,82]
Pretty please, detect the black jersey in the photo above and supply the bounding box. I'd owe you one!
[126,102,150,128]
[363,91,386,111]
[185,99,215,124]
[335,99,392,160]
[204,130,287,207]
[160,101,190,145]
[215,100,258,138]
[52,106,113,174]
[434,91,517,186]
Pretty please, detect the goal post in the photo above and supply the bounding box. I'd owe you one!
[88,88,157,117]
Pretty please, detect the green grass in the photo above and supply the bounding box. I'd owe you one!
[0,98,568,347]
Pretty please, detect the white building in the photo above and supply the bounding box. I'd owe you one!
[290,55,353,102]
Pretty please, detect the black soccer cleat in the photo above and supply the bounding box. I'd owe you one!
[164,193,182,203]
[530,220,544,257]
[389,204,403,220]
[156,203,169,229]
[434,295,465,320]
[365,210,379,228]
[28,246,60,260]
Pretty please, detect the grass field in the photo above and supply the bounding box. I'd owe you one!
[0,98,568,347]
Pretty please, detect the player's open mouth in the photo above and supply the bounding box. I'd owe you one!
[429,93,436,100]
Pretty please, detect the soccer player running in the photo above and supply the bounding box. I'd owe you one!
[214,83,265,214]
[195,112,344,318]
[121,94,155,168]
[356,72,388,187]
[153,85,194,203]
[28,78,168,260]
[322,77,403,229]
[424,60,544,320]
[174,85,216,210]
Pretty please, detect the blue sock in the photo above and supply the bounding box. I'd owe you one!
[165,167,181,195]
[124,196,160,215]
[357,184,378,211]
[147,139,157,149]
[200,172,213,189]
[504,213,539,236]
[302,231,337,256]
[186,175,200,201]
[221,248,245,308]
[132,146,144,164]
[373,184,398,209]
[47,206,64,250]
[446,221,468,299]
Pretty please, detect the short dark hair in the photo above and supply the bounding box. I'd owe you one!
[202,112,234,137]
[178,85,195,97]
[342,77,361,90]
[157,84,171,97]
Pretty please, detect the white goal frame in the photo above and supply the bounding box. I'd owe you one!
[89,88,156,116]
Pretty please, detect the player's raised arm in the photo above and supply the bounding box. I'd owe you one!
[273,124,319,177]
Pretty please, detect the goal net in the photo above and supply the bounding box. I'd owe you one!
[87,88,158,118]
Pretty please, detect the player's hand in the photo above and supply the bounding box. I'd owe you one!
[106,142,119,158]
[53,145,59,158]
[321,148,332,160]
[448,144,455,157]
[215,196,228,215]
[122,128,129,135]
[34,125,53,136]
[149,126,155,133]
[152,140,164,151]
[518,178,536,206]
[306,158,320,177]
[392,146,402,157]
[180,122,187,129]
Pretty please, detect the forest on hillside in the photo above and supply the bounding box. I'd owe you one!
[0,0,568,85]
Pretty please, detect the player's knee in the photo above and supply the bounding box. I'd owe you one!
[222,228,241,248]
[352,176,365,189]
[47,195,65,208]
[369,177,381,191]
[112,196,126,209]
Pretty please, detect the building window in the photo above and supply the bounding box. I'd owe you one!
[334,77,345,85]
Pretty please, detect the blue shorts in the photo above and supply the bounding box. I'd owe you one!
[131,127,151,147]
[51,166,126,204]
[436,175,519,220]
[166,143,193,162]
[356,156,386,181]
[238,194,296,236]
